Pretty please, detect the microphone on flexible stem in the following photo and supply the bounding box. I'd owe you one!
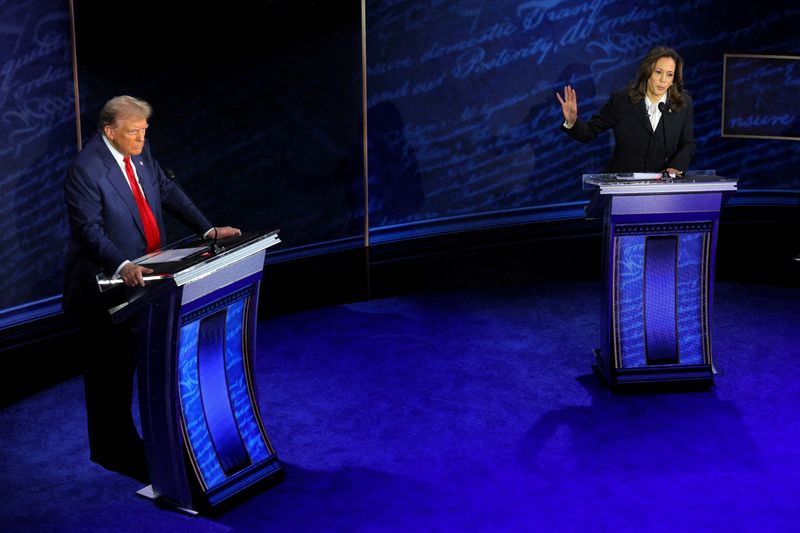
[164,168,224,254]
[644,102,654,173]
[164,167,196,202]
[657,101,673,180]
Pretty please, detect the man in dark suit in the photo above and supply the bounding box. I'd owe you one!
[556,47,695,175]
[63,95,241,482]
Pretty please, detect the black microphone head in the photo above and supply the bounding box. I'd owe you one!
[658,102,671,113]
[165,168,176,180]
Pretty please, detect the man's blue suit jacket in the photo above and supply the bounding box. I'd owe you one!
[63,134,212,313]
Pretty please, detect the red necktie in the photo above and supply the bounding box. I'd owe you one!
[123,156,161,253]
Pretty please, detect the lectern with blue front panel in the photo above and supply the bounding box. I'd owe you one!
[103,230,283,513]
[584,174,737,386]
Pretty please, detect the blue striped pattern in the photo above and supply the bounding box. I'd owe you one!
[225,299,270,462]
[617,235,647,368]
[197,312,251,475]
[178,320,226,489]
[644,237,678,364]
[677,233,706,364]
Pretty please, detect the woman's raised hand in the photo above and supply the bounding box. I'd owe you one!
[556,85,578,127]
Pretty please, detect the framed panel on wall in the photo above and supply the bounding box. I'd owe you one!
[722,53,800,141]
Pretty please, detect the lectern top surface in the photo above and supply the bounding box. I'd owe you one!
[133,230,279,276]
[583,172,737,194]
[138,230,280,275]
[96,230,280,290]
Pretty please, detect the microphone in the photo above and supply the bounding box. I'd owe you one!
[164,167,194,200]
[164,168,224,254]
[657,102,673,180]
[643,101,654,172]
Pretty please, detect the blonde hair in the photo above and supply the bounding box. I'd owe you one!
[97,95,153,133]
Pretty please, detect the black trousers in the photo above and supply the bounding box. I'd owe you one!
[74,278,144,464]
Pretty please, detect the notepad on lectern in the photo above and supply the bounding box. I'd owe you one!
[614,172,663,181]
[137,246,209,264]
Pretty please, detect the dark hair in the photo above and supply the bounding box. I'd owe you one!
[626,47,687,110]
[97,95,153,133]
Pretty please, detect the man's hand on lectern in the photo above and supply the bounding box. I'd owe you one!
[208,226,242,239]
[120,263,154,287]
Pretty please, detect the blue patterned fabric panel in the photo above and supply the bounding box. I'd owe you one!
[644,236,678,363]
[197,311,251,475]
[617,235,647,368]
[676,233,705,364]
[225,299,270,463]
[178,320,226,489]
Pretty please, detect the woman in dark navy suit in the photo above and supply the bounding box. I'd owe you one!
[556,46,695,175]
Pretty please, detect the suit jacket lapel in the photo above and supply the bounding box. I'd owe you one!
[634,99,654,134]
[660,107,673,143]
[99,143,146,239]
[653,106,676,142]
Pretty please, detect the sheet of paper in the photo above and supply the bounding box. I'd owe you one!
[137,246,208,265]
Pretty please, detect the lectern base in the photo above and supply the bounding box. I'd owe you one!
[136,485,199,517]
[593,349,714,387]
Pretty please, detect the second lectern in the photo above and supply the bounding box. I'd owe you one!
[584,173,737,386]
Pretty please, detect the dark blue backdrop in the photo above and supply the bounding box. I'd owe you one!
[0,0,74,322]
[365,0,800,233]
[1,0,799,322]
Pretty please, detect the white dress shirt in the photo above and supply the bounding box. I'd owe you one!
[644,93,668,132]
[102,134,149,198]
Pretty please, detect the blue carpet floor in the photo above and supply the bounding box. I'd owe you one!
[2,281,799,532]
